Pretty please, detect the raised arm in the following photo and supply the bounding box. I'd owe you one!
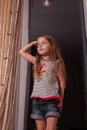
[19,41,37,64]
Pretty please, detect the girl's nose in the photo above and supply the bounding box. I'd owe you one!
[38,43,42,48]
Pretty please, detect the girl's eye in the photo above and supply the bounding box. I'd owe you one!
[38,41,45,46]
[42,41,47,45]
[42,41,45,44]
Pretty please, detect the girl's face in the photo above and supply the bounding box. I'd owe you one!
[37,37,52,56]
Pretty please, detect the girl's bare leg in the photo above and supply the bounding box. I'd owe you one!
[46,117,58,130]
[35,119,46,130]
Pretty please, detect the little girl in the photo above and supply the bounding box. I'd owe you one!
[19,35,67,130]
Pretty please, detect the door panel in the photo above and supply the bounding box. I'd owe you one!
[26,0,86,129]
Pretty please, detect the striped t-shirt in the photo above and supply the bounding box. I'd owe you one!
[31,59,61,101]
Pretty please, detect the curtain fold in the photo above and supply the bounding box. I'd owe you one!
[0,0,23,129]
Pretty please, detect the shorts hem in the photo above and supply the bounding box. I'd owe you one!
[31,114,44,119]
[45,112,60,118]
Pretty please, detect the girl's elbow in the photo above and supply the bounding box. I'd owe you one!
[60,81,66,89]
[19,50,22,55]
[19,50,24,55]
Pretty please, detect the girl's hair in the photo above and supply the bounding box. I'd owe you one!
[33,35,67,83]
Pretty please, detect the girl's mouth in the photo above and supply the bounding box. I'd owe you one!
[39,48,43,51]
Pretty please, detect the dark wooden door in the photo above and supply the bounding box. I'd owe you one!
[25,0,86,129]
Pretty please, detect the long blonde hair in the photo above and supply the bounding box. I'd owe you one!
[33,35,67,82]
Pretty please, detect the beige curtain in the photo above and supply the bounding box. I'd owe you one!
[0,0,23,129]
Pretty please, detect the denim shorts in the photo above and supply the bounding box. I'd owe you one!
[31,98,60,119]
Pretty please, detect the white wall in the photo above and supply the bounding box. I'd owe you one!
[83,0,87,38]
[15,0,29,130]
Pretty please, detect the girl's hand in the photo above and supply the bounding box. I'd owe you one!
[32,41,38,46]
[58,100,63,112]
